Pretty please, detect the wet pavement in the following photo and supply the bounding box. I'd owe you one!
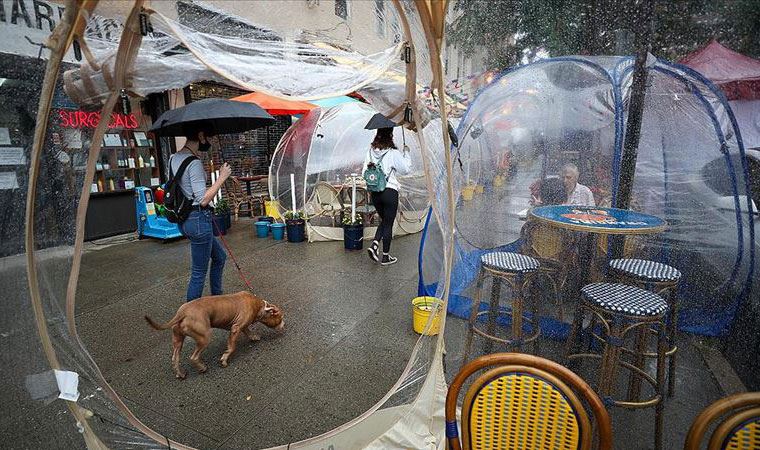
[74,222,422,449]
[1,218,744,449]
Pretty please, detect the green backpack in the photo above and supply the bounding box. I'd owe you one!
[363,152,394,192]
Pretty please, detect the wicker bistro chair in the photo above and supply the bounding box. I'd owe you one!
[311,182,343,226]
[445,353,613,450]
[226,176,256,220]
[607,258,682,398]
[520,221,578,322]
[340,185,377,225]
[565,282,670,450]
[250,177,269,217]
[684,392,760,450]
[462,252,541,362]
[591,234,643,282]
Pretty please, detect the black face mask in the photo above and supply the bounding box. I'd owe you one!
[198,141,211,152]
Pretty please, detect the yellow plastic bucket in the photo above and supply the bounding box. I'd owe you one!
[462,185,475,201]
[265,200,282,220]
[474,184,484,194]
[412,296,443,336]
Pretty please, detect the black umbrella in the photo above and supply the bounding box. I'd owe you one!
[149,98,275,136]
[365,112,398,130]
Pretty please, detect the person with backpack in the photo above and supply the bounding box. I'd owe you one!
[363,126,411,266]
[168,129,231,301]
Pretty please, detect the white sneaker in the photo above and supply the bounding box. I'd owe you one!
[380,253,398,266]
[367,241,379,262]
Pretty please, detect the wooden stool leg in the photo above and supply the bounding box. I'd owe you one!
[655,320,667,450]
[586,315,598,351]
[530,275,541,355]
[564,303,585,364]
[544,271,563,322]
[598,319,622,399]
[462,270,485,364]
[667,286,679,397]
[512,274,524,351]
[484,276,502,355]
[553,274,564,322]
[627,325,648,402]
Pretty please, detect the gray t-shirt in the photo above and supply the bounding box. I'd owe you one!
[170,150,206,206]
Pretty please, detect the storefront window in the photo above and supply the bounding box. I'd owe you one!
[0,54,83,255]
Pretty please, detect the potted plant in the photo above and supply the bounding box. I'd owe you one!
[284,210,306,243]
[342,212,363,250]
[213,198,232,236]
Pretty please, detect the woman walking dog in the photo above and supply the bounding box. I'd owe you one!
[362,114,411,266]
[170,129,231,300]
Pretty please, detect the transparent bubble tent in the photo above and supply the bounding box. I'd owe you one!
[420,56,757,339]
[268,102,433,242]
[8,1,456,448]
[4,0,760,449]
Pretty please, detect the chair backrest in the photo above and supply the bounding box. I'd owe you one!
[228,176,243,194]
[353,188,366,205]
[684,392,760,450]
[445,353,612,450]
[521,221,575,262]
[596,234,642,258]
[314,182,341,207]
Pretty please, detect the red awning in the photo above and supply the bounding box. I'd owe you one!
[680,40,760,101]
[231,91,317,115]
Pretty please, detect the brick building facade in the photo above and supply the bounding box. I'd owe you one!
[183,81,292,210]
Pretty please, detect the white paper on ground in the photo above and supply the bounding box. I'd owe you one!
[53,370,80,402]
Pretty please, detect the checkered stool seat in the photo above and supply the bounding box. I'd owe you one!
[609,258,682,282]
[581,283,668,317]
[481,252,540,273]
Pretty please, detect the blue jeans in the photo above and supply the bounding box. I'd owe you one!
[181,209,227,301]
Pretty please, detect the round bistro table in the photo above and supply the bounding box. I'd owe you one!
[529,205,667,351]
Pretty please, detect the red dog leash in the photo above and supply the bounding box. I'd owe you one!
[211,218,256,293]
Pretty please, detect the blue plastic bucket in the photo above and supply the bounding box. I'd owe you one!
[271,223,286,240]
[257,216,274,234]
[255,221,270,238]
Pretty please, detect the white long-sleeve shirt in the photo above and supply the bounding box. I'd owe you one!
[565,183,596,206]
[363,147,412,192]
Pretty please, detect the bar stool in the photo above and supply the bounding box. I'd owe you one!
[566,282,669,450]
[462,252,541,363]
[608,258,682,397]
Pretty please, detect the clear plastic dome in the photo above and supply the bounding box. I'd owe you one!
[10,1,453,449]
[421,56,756,340]
[9,1,760,449]
[268,102,430,241]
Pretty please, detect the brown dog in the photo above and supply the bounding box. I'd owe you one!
[145,291,284,379]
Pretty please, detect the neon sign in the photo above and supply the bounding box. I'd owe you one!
[58,110,138,129]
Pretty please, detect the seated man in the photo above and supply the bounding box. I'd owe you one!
[562,163,596,206]
[530,177,568,206]
[520,177,574,319]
